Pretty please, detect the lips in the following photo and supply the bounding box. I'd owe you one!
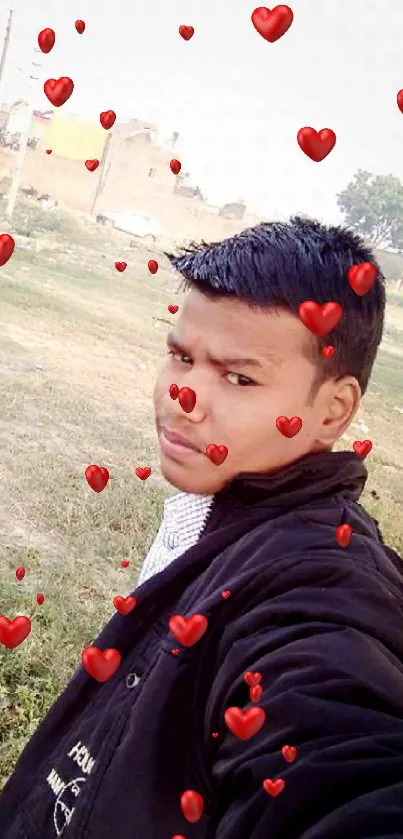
[160,426,201,452]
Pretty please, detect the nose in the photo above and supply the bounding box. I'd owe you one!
[171,368,213,421]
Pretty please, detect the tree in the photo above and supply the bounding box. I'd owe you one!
[336,170,403,251]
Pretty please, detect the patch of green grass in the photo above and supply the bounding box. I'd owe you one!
[370,347,403,404]
[0,481,166,788]
[0,196,80,239]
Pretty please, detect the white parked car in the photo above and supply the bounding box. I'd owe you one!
[96,210,162,242]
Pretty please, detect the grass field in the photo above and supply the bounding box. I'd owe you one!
[0,199,402,789]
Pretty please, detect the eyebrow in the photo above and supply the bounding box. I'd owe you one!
[166,331,270,369]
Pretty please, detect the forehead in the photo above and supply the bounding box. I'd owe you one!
[176,289,314,361]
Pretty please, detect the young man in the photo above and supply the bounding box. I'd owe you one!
[1,216,403,839]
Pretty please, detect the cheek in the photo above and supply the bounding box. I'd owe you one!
[226,386,315,442]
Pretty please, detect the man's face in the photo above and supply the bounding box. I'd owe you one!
[153,289,352,494]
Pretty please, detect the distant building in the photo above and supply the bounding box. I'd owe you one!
[113,118,158,144]
[100,120,187,210]
[42,112,107,161]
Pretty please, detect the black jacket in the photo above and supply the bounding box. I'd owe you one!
[1,450,403,839]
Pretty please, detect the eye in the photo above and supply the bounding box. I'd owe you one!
[167,349,192,364]
[225,372,256,387]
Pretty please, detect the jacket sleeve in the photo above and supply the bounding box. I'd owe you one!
[204,555,403,839]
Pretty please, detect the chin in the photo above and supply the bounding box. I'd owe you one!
[159,454,225,495]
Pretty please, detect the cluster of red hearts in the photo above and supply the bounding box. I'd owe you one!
[35,4,403,180]
[0,611,296,804]
[73,626,298,804]
[38,22,183,275]
[37,26,182,175]
[38,23,116,170]
[87,249,375,524]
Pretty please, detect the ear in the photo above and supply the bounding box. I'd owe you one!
[315,377,362,447]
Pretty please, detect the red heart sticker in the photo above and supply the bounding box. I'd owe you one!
[221,590,231,599]
[121,560,130,568]
[398,89,403,114]
[181,790,204,823]
[0,233,15,266]
[75,20,85,34]
[171,648,180,655]
[297,127,336,162]
[170,159,181,175]
[336,523,352,548]
[299,300,342,337]
[169,614,208,647]
[45,149,52,154]
[148,259,158,274]
[178,387,196,413]
[244,671,262,687]
[321,345,335,359]
[38,27,55,53]
[263,778,285,796]
[15,567,25,581]
[115,261,127,272]
[81,647,121,682]
[251,5,293,42]
[250,685,263,702]
[224,706,266,740]
[276,415,302,438]
[100,110,116,130]
[113,595,137,615]
[347,262,377,296]
[282,744,297,762]
[168,304,179,314]
[135,466,151,481]
[211,731,219,738]
[85,159,99,172]
[179,25,194,40]
[85,465,109,492]
[353,440,372,458]
[44,77,74,107]
[169,383,179,399]
[206,444,228,465]
[0,615,32,649]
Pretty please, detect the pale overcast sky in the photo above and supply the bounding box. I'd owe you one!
[0,0,402,221]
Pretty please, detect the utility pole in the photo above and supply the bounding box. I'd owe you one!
[5,100,33,220]
[5,42,43,222]
[90,132,113,217]
[0,8,14,97]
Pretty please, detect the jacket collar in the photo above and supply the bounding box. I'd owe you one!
[212,450,368,513]
[132,450,367,622]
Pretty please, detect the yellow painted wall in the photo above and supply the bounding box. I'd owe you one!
[44,113,106,161]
